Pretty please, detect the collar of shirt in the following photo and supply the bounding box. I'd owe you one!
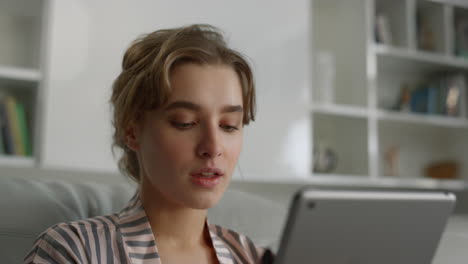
[117,191,235,264]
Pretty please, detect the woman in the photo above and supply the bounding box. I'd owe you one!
[24,24,273,263]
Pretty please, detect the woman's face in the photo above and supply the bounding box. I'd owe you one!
[130,63,244,209]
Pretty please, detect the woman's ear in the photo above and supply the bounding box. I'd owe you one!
[126,123,140,151]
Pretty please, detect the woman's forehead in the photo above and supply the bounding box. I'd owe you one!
[167,63,243,107]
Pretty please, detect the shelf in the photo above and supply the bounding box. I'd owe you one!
[0,156,35,167]
[234,173,373,185]
[233,173,468,191]
[0,65,41,82]
[378,176,468,191]
[312,174,468,191]
[429,0,468,9]
[311,104,369,118]
[374,44,468,72]
[377,109,468,128]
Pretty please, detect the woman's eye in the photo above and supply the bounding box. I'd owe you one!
[172,121,196,129]
[221,125,239,132]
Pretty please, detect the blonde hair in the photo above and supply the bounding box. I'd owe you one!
[110,24,256,182]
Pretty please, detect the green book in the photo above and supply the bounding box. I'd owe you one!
[0,98,14,155]
[16,103,32,156]
[4,96,22,155]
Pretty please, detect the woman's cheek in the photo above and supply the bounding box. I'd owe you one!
[228,134,243,160]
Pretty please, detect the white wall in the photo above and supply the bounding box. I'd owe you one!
[41,0,312,178]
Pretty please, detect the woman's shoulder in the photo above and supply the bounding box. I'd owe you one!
[33,213,121,243]
[208,224,272,264]
[24,214,120,263]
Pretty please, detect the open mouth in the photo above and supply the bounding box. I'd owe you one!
[190,169,223,188]
[195,172,220,178]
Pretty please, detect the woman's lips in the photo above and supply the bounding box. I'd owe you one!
[190,167,224,188]
[190,167,224,177]
[191,174,222,188]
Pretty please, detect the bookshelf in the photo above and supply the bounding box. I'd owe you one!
[233,173,468,191]
[0,156,35,167]
[0,66,42,82]
[0,0,47,167]
[311,104,369,118]
[310,0,468,190]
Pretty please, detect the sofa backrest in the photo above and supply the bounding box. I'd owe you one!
[0,177,135,263]
[0,176,285,263]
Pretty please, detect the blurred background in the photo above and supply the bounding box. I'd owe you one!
[1,0,468,219]
[1,0,468,262]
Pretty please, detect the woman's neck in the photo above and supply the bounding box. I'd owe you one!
[139,181,211,250]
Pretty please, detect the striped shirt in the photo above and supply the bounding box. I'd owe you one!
[24,191,265,264]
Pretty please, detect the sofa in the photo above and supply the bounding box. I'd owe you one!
[1,174,467,263]
[0,175,285,263]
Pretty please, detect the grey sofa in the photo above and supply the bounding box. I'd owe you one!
[0,176,285,263]
[1,175,467,264]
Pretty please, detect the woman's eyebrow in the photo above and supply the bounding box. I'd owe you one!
[221,105,243,113]
[163,101,200,112]
[163,101,243,113]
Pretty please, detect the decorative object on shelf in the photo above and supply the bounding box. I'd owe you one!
[384,145,399,177]
[375,13,393,45]
[416,7,435,52]
[445,74,466,117]
[392,84,411,112]
[455,14,468,58]
[424,161,459,180]
[315,51,336,105]
[313,143,338,173]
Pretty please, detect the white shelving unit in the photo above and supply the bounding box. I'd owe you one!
[0,66,42,82]
[0,156,35,167]
[374,43,468,71]
[310,0,468,190]
[0,0,47,167]
[234,173,468,191]
[377,109,468,128]
[311,104,369,118]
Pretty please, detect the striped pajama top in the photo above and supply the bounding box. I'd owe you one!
[24,191,266,264]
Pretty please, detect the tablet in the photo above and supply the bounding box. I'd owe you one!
[274,189,456,264]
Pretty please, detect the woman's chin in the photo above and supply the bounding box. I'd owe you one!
[185,177,230,209]
[187,191,224,210]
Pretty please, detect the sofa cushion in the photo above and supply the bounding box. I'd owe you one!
[0,177,134,263]
[0,176,284,263]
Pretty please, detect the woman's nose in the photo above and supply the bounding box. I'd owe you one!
[196,126,223,159]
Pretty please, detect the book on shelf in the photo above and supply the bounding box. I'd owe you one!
[410,86,429,113]
[16,102,32,156]
[395,73,467,117]
[426,85,438,114]
[4,96,24,155]
[0,98,14,154]
[0,95,32,157]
